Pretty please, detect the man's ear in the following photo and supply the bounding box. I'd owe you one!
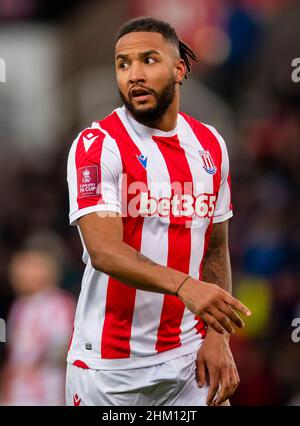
[175,58,186,85]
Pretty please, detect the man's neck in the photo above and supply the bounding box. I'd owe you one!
[149,112,177,132]
[128,96,179,132]
[133,108,178,132]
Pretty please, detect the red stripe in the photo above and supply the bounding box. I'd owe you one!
[206,154,213,169]
[73,360,90,369]
[152,134,192,353]
[75,128,106,210]
[99,112,147,358]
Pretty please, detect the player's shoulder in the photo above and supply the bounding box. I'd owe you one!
[67,113,124,171]
[179,111,226,148]
[67,124,104,169]
[69,112,119,155]
[71,122,106,150]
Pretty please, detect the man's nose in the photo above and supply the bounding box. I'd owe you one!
[128,62,146,84]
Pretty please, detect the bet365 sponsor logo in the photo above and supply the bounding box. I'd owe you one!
[291,58,300,83]
[0,58,6,83]
[0,318,6,343]
[138,192,216,219]
[291,318,300,343]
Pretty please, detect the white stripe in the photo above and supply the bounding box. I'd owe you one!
[72,261,109,358]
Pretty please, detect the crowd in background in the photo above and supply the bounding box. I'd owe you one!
[0,0,300,405]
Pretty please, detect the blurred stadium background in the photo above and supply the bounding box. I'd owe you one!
[0,0,300,405]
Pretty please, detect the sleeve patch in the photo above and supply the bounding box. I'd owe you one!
[77,165,100,198]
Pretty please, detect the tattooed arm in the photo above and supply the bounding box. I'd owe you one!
[202,220,232,295]
[196,220,241,405]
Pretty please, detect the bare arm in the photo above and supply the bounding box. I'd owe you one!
[79,211,187,295]
[201,220,244,333]
[78,212,251,334]
[196,220,241,405]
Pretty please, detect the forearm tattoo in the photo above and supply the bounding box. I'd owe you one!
[202,244,232,293]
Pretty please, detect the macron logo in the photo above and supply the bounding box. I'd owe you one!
[73,393,81,406]
[136,154,147,169]
[83,133,99,152]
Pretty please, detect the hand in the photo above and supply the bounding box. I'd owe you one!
[196,328,240,406]
[177,277,251,334]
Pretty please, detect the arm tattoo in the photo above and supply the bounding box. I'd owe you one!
[202,224,232,293]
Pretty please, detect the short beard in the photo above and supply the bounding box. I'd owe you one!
[119,77,176,126]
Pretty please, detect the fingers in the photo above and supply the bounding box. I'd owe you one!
[206,372,220,406]
[213,364,240,406]
[201,312,225,335]
[223,293,252,318]
[201,292,251,334]
[207,307,235,334]
[196,354,206,388]
[220,399,231,406]
[218,303,245,329]
[213,367,230,406]
[228,365,240,399]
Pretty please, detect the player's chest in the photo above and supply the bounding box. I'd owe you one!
[123,136,221,197]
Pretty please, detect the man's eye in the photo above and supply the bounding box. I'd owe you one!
[119,62,129,69]
[145,57,156,64]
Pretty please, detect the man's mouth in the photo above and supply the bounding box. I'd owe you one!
[130,87,153,102]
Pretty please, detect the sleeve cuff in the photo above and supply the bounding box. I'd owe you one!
[69,204,122,226]
[212,210,233,224]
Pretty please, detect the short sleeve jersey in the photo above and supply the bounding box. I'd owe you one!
[66,106,233,370]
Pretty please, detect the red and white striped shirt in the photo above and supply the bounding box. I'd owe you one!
[66,106,233,370]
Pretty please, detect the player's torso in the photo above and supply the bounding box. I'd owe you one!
[100,108,222,233]
[67,109,223,365]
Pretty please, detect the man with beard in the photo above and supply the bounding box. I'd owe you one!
[65,17,251,406]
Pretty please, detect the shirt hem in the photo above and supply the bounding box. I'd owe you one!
[70,205,122,226]
[212,210,233,224]
[67,338,204,370]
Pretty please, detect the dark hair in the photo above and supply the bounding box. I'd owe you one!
[116,17,197,80]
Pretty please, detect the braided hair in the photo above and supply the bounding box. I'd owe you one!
[116,17,198,81]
